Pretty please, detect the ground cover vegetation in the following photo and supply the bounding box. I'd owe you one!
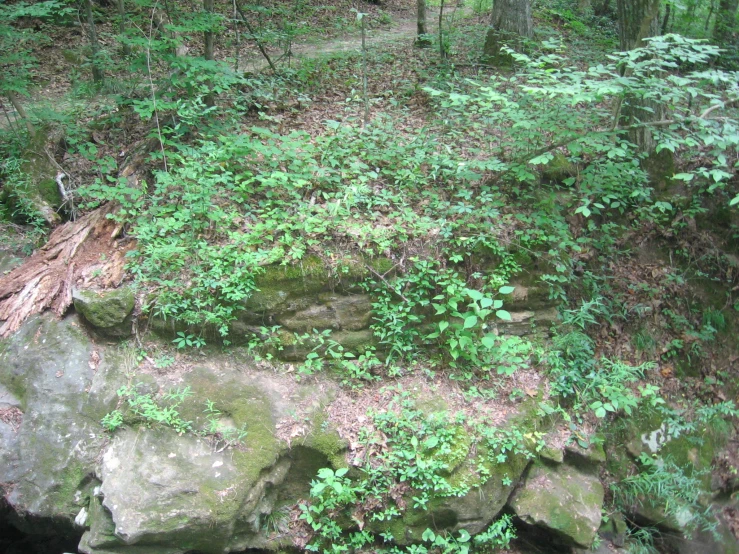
[1,0,739,552]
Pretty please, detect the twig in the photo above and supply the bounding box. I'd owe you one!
[234,1,277,73]
[45,148,78,220]
[141,3,168,172]
[364,263,408,303]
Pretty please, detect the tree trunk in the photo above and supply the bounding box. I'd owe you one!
[118,0,131,56]
[204,0,215,60]
[713,0,739,44]
[579,0,592,14]
[661,1,670,34]
[705,0,715,32]
[617,0,660,50]
[617,0,670,179]
[483,0,533,64]
[6,91,35,136]
[415,0,431,47]
[85,0,104,84]
[595,0,612,16]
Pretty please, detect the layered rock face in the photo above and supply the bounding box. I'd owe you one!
[1,260,735,554]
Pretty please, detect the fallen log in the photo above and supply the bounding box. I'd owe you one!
[0,203,134,337]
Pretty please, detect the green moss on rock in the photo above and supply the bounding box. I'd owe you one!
[73,288,134,332]
[541,152,577,184]
[510,461,604,548]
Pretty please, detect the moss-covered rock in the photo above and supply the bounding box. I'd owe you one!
[509,461,604,548]
[0,249,24,275]
[565,437,606,474]
[606,406,720,535]
[541,152,577,184]
[77,363,340,554]
[73,287,135,338]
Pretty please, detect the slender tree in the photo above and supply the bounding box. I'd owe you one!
[85,0,104,84]
[483,0,533,63]
[203,0,215,60]
[415,0,431,47]
[118,0,131,56]
[713,0,738,45]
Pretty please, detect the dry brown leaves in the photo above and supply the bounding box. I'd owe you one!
[325,368,550,466]
[0,406,23,432]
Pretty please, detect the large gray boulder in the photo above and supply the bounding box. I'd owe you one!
[0,314,119,536]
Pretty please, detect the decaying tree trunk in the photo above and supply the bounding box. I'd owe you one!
[0,203,133,337]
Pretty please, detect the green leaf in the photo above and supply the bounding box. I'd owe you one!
[438,321,449,333]
[499,286,515,295]
[672,173,694,182]
[529,152,554,165]
[480,297,493,308]
[422,529,436,542]
[575,205,591,218]
[481,334,496,349]
[424,436,439,449]
[496,310,512,321]
[466,289,483,301]
[463,315,478,329]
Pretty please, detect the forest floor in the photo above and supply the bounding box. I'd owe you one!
[1,3,739,552]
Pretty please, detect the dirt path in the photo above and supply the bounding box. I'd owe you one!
[0,6,471,129]
[240,6,468,72]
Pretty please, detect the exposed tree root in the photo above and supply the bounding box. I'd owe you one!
[0,203,134,337]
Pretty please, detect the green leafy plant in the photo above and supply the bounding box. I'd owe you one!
[612,453,716,540]
[299,392,534,553]
[103,384,194,434]
[173,332,206,349]
[203,399,247,449]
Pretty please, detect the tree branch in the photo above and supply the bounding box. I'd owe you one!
[234,2,277,73]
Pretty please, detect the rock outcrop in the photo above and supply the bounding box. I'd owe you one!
[509,461,605,548]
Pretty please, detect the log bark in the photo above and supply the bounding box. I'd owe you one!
[0,203,134,337]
